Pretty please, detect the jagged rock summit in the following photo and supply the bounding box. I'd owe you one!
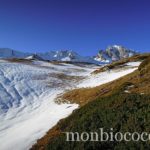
[94,45,137,63]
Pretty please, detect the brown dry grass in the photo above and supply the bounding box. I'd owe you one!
[31,126,61,150]
[59,71,137,106]
[60,69,150,106]
[6,58,32,63]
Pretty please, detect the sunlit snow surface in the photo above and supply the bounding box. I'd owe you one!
[77,61,141,88]
[0,60,94,150]
[0,60,141,150]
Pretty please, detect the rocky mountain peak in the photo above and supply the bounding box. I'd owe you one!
[95,45,137,63]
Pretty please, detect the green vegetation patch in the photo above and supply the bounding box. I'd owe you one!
[46,89,150,150]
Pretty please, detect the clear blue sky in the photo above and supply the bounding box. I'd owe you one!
[0,0,150,56]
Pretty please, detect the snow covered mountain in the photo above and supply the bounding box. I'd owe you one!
[0,46,137,64]
[37,50,97,63]
[0,48,100,64]
[95,45,137,63]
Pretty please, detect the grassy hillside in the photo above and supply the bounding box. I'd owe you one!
[31,54,150,150]
[47,93,150,150]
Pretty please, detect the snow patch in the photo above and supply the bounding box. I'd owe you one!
[126,61,142,67]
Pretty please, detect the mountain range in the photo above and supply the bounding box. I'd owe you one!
[0,45,137,64]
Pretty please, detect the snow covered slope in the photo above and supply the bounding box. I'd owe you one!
[0,59,141,150]
[77,61,141,88]
[0,60,94,150]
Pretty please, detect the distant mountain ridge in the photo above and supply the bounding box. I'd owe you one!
[0,48,30,58]
[0,45,138,64]
[0,48,100,64]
